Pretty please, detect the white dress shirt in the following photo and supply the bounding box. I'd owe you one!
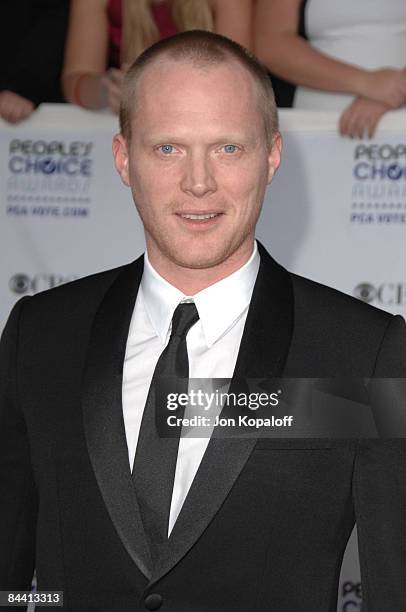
[122,241,260,535]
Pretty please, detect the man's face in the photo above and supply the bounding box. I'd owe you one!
[113,58,281,271]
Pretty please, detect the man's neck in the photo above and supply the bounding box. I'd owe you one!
[146,241,256,295]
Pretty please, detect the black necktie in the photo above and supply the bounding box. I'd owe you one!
[132,301,199,562]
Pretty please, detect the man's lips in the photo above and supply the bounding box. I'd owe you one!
[175,211,223,218]
[174,211,224,227]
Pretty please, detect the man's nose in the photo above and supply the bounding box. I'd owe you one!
[180,152,217,198]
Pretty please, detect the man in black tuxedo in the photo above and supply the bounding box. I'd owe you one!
[1,31,406,612]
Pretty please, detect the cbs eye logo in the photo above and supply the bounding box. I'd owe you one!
[9,274,30,294]
[354,282,406,306]
[8,273,78,295]
[353,283,376,303]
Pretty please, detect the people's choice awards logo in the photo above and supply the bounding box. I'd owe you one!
[350,143,406,225]
[6,139,94,219]
[340,581,362,611]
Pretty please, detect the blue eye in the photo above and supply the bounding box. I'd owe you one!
[223,144,238,154]
[159,144,174,154]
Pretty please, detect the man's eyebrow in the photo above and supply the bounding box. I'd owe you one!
[141,135,182,144]
[140,134,259,146]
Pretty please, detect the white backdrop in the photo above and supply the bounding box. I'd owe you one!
[2,105,406,611]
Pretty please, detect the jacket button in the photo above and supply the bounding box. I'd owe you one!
[144,593,163,610]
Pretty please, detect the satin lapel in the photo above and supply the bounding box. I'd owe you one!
[82,256,153,579]
[150,242,294,584]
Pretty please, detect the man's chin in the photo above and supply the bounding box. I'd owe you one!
[170,252,228,270]
[162,240,234,270]
[148,233,251,272]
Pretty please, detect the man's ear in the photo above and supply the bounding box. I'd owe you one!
[267,132,282,184]
[112,133,130,186]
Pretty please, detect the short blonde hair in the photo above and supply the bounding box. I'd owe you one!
[119,30,278,148]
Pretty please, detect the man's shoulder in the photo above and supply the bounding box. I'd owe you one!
[36,261,130,298]
[16,258,142,325]
[290,271,393,325]
[258,243,397,330]
[286,272,406,376]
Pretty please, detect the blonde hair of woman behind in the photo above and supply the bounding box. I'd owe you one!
[122,0,214,64]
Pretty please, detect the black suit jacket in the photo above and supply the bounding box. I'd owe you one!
[1,244,406,611]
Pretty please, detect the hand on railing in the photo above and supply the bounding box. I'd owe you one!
[339,96,391,139]
[0,91,35,124]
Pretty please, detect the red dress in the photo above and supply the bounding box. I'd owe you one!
[107,0,178,67]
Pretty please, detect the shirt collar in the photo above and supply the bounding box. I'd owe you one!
[141,241,260,347]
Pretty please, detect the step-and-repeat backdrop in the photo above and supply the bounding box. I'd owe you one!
[2,105,406,611]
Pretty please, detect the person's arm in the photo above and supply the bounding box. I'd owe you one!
[211,0,253,50]
[254,0,406,109]
[0,298,37,591]
[354,438,406,609]
[62,0,110,109]
[354,315,406,609]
